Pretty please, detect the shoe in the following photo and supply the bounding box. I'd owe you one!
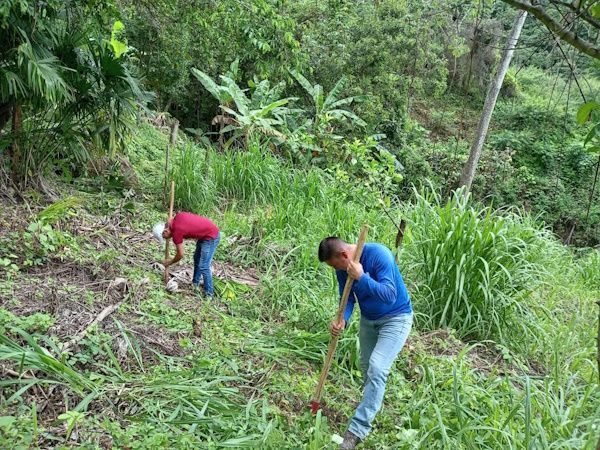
[340,430,361,449]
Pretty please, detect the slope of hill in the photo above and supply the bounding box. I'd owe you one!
[0,125,598,449]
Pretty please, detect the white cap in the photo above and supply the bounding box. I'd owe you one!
[152,223,165,244]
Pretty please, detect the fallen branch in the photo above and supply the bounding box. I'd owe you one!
[1,366,36,379]
[60,280,128,354]
[61,301,124,354]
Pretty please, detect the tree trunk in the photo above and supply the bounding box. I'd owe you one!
[564,221,577,245]
[585,154,600,223]
[9,103,22,184]
[458,10,527,192]
[0,103,11,132]
[463,25,480,93]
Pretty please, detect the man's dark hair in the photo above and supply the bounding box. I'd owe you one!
[318,237,345,262]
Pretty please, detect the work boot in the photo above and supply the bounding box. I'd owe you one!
[340,430,361,449]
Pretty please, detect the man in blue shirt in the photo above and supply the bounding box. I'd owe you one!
[318,237,413,449]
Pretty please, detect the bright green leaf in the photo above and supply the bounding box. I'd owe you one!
[576,101,599,125]
[110,21,127,58]
[0,416,16,427]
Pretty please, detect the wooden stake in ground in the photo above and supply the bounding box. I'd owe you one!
[163,119,179,204]
[310,224,369,414]
[164,180,175,284]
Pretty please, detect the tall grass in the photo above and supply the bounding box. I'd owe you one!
[391,353,600,449]
[211,143,291,205]
[402,188,550,346]
[0,329,274,447]
[169,142,215,214]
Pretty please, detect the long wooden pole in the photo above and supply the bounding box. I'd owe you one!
[164,180,175,283]
[310,224,369,413]
[164,120,179,205]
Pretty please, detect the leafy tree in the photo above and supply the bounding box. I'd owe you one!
[459,10,528,191]
[501,0,600,60]
[292,0,453,143]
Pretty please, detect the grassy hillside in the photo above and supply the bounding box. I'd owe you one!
[0,124,599,449]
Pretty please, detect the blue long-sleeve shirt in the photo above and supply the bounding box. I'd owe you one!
[337,243,412,321]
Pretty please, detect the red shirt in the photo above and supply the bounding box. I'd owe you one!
[170,212,219,245]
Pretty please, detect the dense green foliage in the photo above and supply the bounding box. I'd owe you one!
[0,0,150,186]
[3,0,600,242]
[1,0,600,448]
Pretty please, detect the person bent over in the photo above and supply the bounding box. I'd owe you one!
[318,237,413,449]
[153,212,220,298]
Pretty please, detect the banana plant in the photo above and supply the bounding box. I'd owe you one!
[192,68,298,149]
[289,70,367,163]
[290,70,367,129]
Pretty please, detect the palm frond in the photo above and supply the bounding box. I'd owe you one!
[0,69,27,101]
[18,41,71,103]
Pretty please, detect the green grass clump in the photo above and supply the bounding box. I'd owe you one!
[402,188,550,346]
[169,142,216,214]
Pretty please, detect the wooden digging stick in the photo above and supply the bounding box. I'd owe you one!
[310,224,369,414]
[164,180,175,283]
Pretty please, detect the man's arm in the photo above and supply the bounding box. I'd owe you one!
[164,243,185,267]
[352,250,396,304]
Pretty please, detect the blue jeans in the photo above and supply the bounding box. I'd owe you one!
[348,313,413,440]
[192,233,220,296]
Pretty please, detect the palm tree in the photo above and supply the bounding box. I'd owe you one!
[0,2,149,187]
[1,1,70,182]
